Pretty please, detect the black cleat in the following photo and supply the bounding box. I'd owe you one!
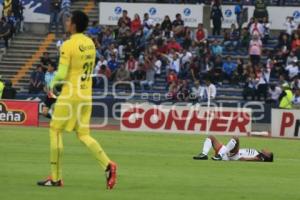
[37,176,63,187]
[211,154,222,161]
[193,153,208,160]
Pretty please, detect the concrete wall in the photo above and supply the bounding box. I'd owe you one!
[24,23,49,35]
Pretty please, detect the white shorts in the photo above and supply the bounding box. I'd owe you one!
[218,146,240,161]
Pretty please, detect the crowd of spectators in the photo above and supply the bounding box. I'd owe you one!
[88,9,222,102]
[1,0,300,109]
[0,0,24,49]
[25,0,300,108]
[95,0,300,6]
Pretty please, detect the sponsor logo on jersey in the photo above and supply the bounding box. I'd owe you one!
[79,44,95,52]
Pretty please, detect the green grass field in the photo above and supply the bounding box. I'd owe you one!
[1,126,300,200]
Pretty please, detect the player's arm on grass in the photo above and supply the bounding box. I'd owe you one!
[239,157,261,161]
[50,42,71,90]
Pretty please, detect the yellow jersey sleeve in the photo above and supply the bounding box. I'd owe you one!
[59,40,72,68]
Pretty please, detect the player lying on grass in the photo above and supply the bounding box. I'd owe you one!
[37,11,117,189]
[193,136,274,162]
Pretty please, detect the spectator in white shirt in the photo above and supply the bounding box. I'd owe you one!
[267,84,282,106]
[180,49,193,66]
[200,78,217,100]
[292,89,300,109]
[285,60,299,80]
[153,56,162,77]
[165,53,180,74]
[256,65,270,101]
[94,55,108,75]
[284,17,297,36]
[143,13,154,36]
[286,51,298,66]
[191,80,202,102]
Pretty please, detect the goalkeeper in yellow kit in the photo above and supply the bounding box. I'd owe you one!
[37,11,117,189]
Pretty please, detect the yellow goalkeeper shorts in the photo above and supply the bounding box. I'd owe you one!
[50,98,92,134]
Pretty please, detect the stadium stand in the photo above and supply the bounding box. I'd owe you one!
[0,1,98,93]
[0,0,299,107]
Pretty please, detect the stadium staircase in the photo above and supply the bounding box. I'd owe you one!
[0,34,56,92]
[0,1,99,93]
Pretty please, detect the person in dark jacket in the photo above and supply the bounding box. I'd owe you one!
[48,0,61,34]
[29,65,45,94]
[2,80,16,99]
[161,15,172,31]
[210,2,223,36]
[253,0,268,21]
[0,17,11,48]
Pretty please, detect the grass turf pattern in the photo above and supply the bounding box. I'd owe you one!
[0,126,299,200]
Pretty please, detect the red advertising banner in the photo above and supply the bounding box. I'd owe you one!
[0,100,39,126]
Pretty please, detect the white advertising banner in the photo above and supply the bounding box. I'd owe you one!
[267,7,300,30]
[120,103,252,135]
[99,2,203,28]
[271,109,300,139]
[213,6,300,30]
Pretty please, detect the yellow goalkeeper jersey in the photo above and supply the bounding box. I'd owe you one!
[59,33,96,99]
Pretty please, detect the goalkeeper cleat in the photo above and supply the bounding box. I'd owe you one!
[106,161,117,190]
[193,153,208,160]
[211,154,223,161]
[37,176,63,187]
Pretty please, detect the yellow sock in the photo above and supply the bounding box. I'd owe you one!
[49,128,63,181]
[77,134,110,170]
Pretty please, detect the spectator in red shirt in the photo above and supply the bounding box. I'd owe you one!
[167,37,182,52]
[125,54,138,78]
[167,69,178,86]
[195,23,207,45]
[157,39,169,55]
[291,33,300,52]
[98,64,111,79]
[131,14,141,33]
